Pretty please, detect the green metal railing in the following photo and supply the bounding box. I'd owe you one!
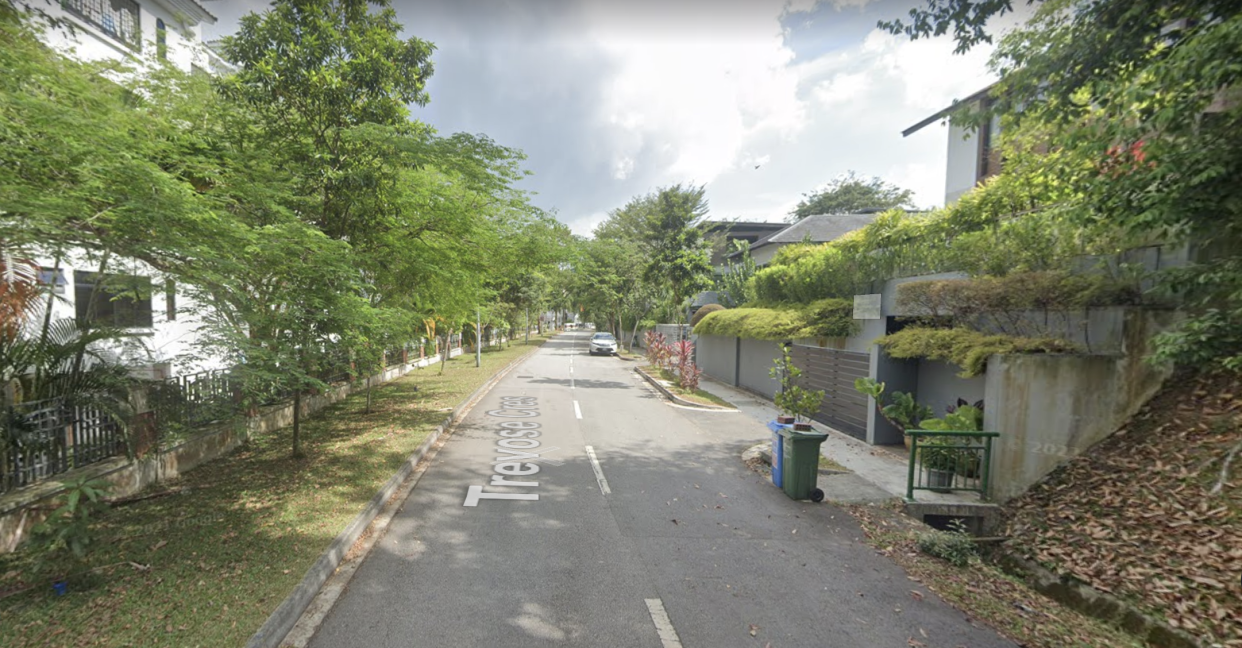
[905,430,1000,501]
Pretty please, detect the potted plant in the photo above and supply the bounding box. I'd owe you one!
[920,400,985,478]
[919,437,959,491]
[771,346,825,430]
[854,378,933,448]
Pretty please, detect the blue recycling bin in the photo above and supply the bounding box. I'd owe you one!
[767,420,792,488]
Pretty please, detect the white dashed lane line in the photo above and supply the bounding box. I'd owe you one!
[584,445,611,495]
[573,400,582,419]
[644,598,683,648]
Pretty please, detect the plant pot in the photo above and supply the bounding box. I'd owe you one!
[793,422,813,432]
[926,468,955,492]
[776,416,796,425]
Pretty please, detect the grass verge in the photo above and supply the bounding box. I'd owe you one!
[0,338,548,648]
[643,366,735,409]
[844,501,1146,648]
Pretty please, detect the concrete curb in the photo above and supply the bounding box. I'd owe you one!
[634,366,734,411]
[245,343,546,648]
[993,550,1204,648]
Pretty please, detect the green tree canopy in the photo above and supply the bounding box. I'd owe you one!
[881,0,1242,371]
[788,171,916,222]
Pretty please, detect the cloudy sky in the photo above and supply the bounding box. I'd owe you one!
[203,0,1030,236]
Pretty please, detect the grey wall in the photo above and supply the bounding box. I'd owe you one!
[870,347,917,445]
[983,309,1177,501]
[916,360,986,418]
[738,338,783,399]
[697,334,739,387]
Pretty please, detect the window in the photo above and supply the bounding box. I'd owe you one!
[977,99,1003,182]
[74,271,153,328]
[37,267,68,295]
[61,0,141,50]
[156,18,167,60]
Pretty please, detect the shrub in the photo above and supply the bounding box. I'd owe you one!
[692,299,857,341]
[690,303,725,327]
[770,345,824,423]
[876,326,1079,377]
[915,519,978,567]
[32,477,112,579]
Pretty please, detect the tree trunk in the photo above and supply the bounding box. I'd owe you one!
[365,375,372,414]
[292,389,303,458]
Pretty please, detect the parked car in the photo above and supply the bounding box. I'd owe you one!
[588,332,618,356]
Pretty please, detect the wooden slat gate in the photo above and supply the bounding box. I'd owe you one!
[788,346,870,440]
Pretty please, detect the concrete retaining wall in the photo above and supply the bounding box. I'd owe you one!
[983,309,1176,501]
[0,351,458,553]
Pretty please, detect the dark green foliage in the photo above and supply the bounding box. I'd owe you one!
[876,327,1078,377]
[915,519,979,567]
[770,346,824,423]
[879,0,1242,370]
[896,272,1143,318]
[854,378,932,433]
[690,303,724,327]
[692,299,857,341]
[715,239,756,307]
[32,477,111,574]
[788,171,916,222]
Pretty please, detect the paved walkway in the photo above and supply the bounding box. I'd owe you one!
[694,375,986,506]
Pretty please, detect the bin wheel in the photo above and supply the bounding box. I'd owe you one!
[809,488,825,503]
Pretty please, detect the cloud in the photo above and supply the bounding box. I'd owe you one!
[203,0,1006,233]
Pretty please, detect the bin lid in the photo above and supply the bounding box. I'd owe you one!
[778,427,829,441]
[766,420,793,433]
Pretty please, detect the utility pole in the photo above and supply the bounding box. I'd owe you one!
[476,307,482,368]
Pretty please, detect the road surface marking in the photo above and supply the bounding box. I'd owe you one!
[574,400,582,419]
[584,445,611,495]
[644,598,683,648]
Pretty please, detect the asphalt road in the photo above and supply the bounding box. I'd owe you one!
[307,332,1014,647]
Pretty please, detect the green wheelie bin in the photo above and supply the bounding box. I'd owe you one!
[778,427,830,502]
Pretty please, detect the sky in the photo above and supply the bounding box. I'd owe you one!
[202,0,1031,237]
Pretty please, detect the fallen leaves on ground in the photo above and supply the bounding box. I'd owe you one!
[1004,371,1242,646]
[845,502,1144,648]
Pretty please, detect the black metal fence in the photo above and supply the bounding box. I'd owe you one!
[146,370,242,442]
[1,398,125,494]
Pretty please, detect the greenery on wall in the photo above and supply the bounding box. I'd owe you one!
[876,327,1079,377]
[692,299,857,341]
[896,272,1143,318]
[749,171,1119,306]
[879,0,1242,371]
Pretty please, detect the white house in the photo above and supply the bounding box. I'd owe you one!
[26,0,231,75]
[19,0,232,378]
[902,84,1001,205]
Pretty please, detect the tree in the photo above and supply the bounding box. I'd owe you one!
[640,185,714,323]
[880,0,1242,370]
[218,0,435,244]
[788,171,916,222]
[716,239,756,307]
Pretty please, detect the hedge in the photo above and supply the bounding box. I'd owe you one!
[692,299,857,341]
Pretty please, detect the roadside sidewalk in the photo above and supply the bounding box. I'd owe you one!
[695,375,984,506]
